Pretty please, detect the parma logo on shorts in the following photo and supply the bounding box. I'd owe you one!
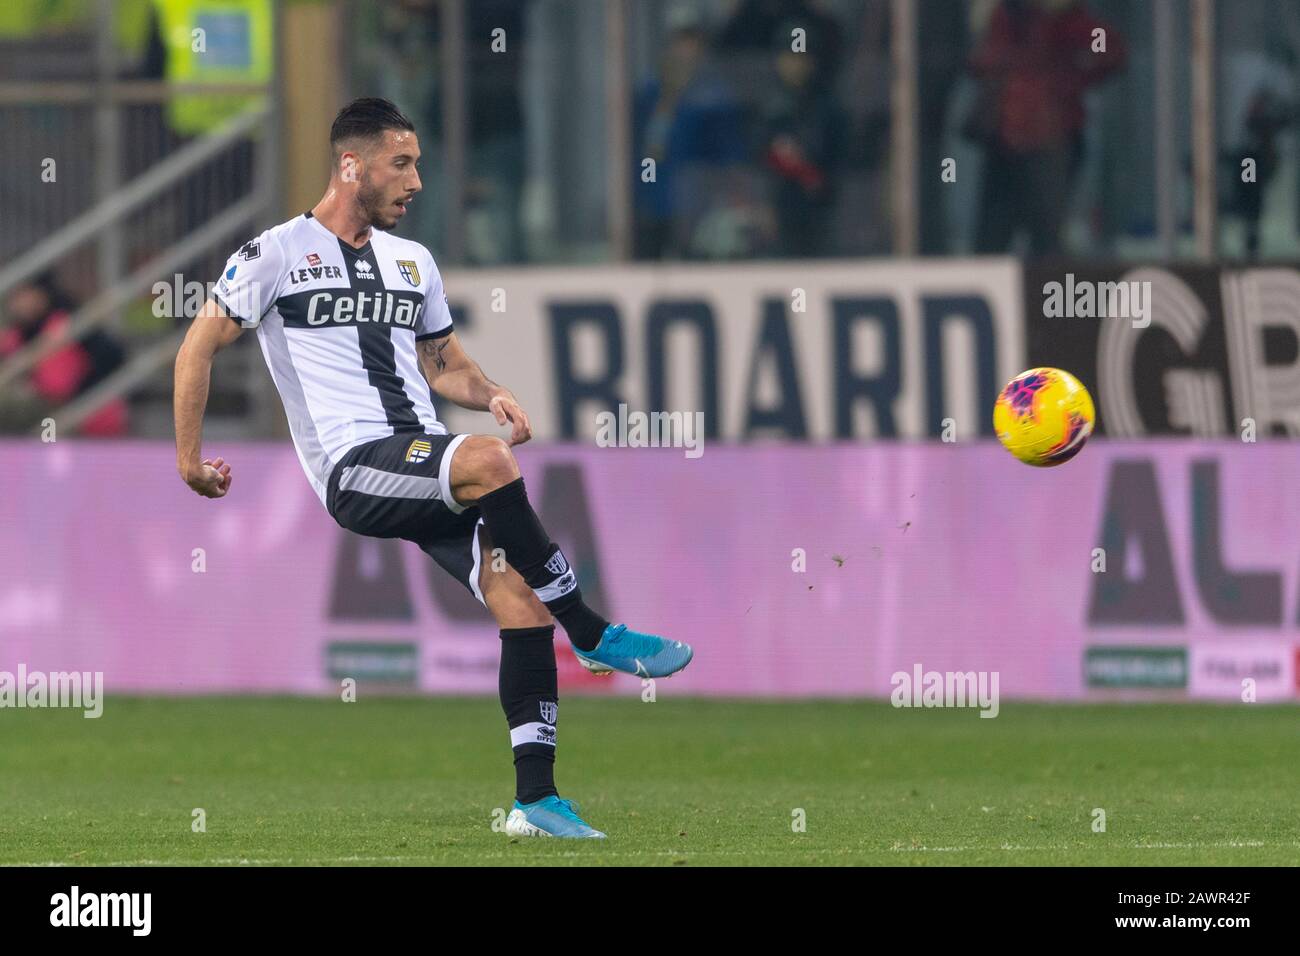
[405,438,432,464]
[396,260,421,287]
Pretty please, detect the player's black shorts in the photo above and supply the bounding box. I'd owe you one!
[326,431,487,604]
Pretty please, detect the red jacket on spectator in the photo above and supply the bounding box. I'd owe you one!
[0,310,128,437]
[970,0,1127,152]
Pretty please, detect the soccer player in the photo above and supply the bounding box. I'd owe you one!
[173,98,692,839]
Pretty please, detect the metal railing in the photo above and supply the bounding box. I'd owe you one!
[0,83,279,436]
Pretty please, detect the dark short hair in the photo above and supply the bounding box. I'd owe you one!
[329,97,416,156]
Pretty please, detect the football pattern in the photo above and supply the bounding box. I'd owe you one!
[993,367,1096,467]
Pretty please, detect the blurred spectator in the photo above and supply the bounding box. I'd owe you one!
[360,0,529,263]
[148,0,272,139]
[1225,87,1292,258]
[0,274,128,436]
[917,0,969,254]
[363,0,441,254]
[144,0,270,246]
[633,4,748,259]
[968,0,1126,256]
[466,0,528,264]
[757,19,844,257]
[716,0,843,89]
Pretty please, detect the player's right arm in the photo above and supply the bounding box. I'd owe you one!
[174,298,242,498]
[176,230,283,498]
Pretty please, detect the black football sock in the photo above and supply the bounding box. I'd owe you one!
[499,625,559,805]
[476,477,610,652]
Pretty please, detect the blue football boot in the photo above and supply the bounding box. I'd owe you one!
[505,796,606,839]
[571,623,694,678]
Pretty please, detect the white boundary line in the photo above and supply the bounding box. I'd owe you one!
[5,841,1299,866]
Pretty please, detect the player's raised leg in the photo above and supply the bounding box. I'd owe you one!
[452,435,693,679]
[476,531,604,839]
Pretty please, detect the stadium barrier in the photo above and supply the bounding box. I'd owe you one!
[3,438,1297,700]
[1023,262,1300,439]
[438,259,1025,442]
[438,259,1300,447]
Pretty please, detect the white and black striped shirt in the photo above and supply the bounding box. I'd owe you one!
[214,212,453,503]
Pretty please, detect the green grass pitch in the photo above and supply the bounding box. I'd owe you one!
[2,697,1298,866]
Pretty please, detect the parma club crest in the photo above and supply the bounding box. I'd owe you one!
[396,260,421,287]
[405,438,432,463]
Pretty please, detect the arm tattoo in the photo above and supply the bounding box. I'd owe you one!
[421,338,450,374]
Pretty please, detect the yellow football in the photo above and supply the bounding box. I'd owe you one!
[993,367,1096,466]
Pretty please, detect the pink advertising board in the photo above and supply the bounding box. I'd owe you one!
[2,439,1298,699]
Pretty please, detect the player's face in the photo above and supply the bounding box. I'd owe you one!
[356,129,422,230]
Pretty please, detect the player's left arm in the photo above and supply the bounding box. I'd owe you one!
[417,331,531,446]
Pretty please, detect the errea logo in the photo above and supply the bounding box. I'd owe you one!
[354,259,374,280]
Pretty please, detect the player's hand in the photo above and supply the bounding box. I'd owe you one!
[181,457,233,498]
[488,392,532,446]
